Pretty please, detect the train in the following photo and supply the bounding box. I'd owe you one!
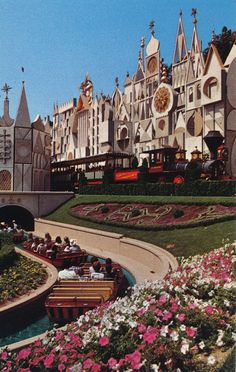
[51,130,229,191]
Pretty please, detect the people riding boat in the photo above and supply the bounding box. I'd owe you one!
[70,239,81,253]
[89,258,105,279]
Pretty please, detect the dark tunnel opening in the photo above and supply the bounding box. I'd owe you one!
[0,205,34,231]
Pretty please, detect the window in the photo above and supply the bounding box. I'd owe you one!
[189,87,193,102]
[158,120,165,131]
[196,84,201,100]
[203,77,218,99]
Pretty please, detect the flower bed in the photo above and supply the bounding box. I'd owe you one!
[1,243,235,371]
[70,203,236,228]
[0,255,47,305]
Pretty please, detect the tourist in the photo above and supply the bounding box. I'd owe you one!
[104,257,116,279]
[58,266,77,280]
[63,236,70,248]
[12,220,18,232]
[89,256,99,274]
[70,239,81,253]
[90,259,104,279]
[31,237,40,252]
[37,238,46,255]
[75,267,87,280]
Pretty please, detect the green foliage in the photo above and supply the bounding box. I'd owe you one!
[173,208,185,218]
[203,26,236,63]
[78,180,236,196]
[131,156,139,169]
[0,245,17,272]
[78,171,87,186]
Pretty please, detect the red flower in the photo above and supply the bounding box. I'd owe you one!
[18,348,31,360]
[99,336,109,346]
[1,351,8,360]
[177,313,185,321]
[205,305,214,315]
[58,364,66,371]
[44,354,55,369]
[162,311,172,321]
[186,327,197,338]
[92,363,101,372]
[83,358,94,369]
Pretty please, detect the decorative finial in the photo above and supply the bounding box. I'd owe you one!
[1,83,12,98]
[126,71,130,77]
[140,36,145,48]
[180,9,182,17]
[115,77,119,87]
[149,20,155,36]
[191,8,197,24]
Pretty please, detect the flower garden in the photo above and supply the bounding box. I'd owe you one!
[1,242,235,371]
[0,255,47,305]
[70,203,236,228]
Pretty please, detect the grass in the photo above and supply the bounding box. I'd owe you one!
[44,195,236,258]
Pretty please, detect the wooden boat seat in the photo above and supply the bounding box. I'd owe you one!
[52,287,112,301]
[56,280,115,290]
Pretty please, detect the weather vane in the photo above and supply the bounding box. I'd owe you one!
[149,20,155,35]
[1,83,12,98]
[191,8,197,24]
[115,77,119,87]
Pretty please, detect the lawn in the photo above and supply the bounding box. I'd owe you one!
[45,195,236,257]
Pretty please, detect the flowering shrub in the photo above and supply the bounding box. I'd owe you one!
[0,255,47,304]
[0,243,235,371]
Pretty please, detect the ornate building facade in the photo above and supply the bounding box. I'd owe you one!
[51,12,236,177]
[0,82,51,191]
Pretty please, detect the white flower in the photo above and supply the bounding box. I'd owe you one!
[181,340,189,354]
[160,325,169,337]
[198,341,205,350]
[207,355,216,366]
[151,364,160,371]
[224,299,230,307]
[180,324,186,331]
[170,331,179,341]
[232,332,236,341]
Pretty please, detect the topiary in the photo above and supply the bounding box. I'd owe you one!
[173,208,184,218]
[100,206,110,214]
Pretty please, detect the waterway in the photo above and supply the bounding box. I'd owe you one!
[0,266,135,348]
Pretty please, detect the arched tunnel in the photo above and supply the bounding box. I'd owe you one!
[0,205,34,231]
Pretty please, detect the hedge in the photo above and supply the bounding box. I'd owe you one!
[78,180,236,196]
[0,245,17,272]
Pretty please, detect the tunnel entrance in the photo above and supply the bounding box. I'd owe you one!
[0,205,34,231]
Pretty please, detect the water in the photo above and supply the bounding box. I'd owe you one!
[0,263,135,348]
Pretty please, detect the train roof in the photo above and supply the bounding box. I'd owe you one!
[142,146,178,154]
[51,152,132,169]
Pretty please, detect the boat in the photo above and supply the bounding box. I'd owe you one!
[45,263,126,323]
[22,240,88,269]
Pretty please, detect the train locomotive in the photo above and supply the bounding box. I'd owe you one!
[113,130,228,184]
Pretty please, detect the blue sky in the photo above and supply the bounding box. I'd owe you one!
[0,0,235,121]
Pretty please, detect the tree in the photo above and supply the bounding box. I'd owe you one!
[203,26,236,63]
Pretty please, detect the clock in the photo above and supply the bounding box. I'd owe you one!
[154,87,170,113]
[147,57,157,74]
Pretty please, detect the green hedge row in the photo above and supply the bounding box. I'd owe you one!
[78,180,236,196]
[0,245,17,272]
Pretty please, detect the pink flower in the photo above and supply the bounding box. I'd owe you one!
[18,369,31,372]
[171,302,179,313]
[158,295,167,305]
[44,354,55,369]
[59,354,68,363]
[138,323,146,333]
[1,351,8,360]
[58,364,66,371]
[99,336,109,346]
[83,358,94,369]
[92,363,101,372]
[162,311,172,321]
[108,357,117,368]
[205,305,214,315]
[186,327,197,338]
[155,308,163,316]
[143,331,156,344]
[18,348,31,360]
[177,313,185,322]
[188,302,197,310]
[130,350,141,370]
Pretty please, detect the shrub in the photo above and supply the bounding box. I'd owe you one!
[0,245,17,272]
[131,208,141,217]
[173,208,185,218]
[100,206,110,214]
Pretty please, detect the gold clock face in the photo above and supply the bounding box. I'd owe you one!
[154,87,170,113]
[148,57,157,74]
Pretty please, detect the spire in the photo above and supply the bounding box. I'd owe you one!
[0,83,14,127]
[146,20,160,56]
[172,10,188,64]
[14,81,31,128]
[189,8,205,77]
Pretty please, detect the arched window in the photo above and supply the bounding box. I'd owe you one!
[203,77,218,98]
[196,84,201,100]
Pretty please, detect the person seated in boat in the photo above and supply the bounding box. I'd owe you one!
[89,256,99,274]
[37,238,46,255]
[62,236,70,249]
[70,239,81,253]
[12,220,18,232]
[44,232,52,247]
[104,257,116,279]
[75,267,88,280]
[23,232,34,249]
[58,266,77,280]
[90,260,105,279]
[31,237,40,252]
